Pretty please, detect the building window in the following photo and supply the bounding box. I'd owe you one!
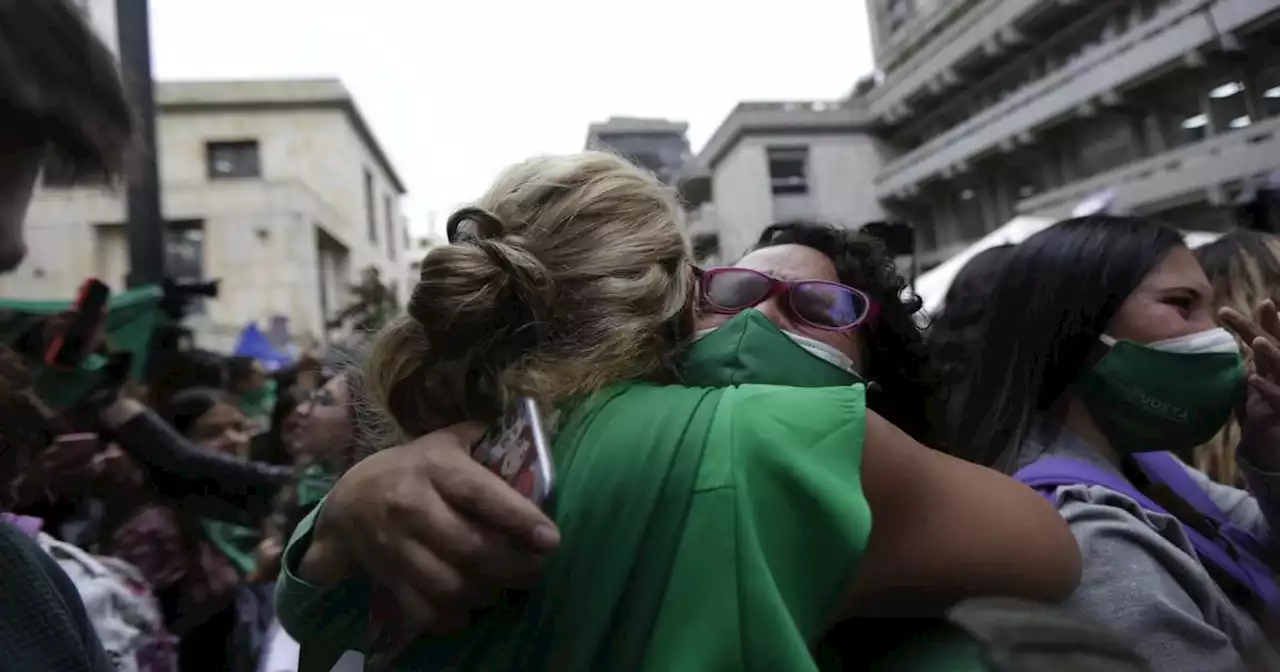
[885,0,915,33]
[767,147,810,195]
[1257,66,1280,120]
[166,220,207,313]
[205,140,261,179]
[383,194,396,259]
[691,233,721,264]
[1208,78,1251,133]
[363,169,377,244]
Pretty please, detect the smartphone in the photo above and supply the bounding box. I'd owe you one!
[365,398,558,671]
[45,279,110,369]
[470,397,558,509]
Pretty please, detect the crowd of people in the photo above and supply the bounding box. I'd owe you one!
[9,1,1280,671]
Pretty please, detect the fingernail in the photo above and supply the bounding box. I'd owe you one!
[533,525,560,551]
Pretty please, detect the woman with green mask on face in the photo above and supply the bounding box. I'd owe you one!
[948,215,1280,671]
[276,152,1082,672]
[228,356,278,438]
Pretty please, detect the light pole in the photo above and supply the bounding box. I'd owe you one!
[115,0,166,288]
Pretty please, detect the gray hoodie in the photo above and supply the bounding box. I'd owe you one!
[1016,426,1280,672]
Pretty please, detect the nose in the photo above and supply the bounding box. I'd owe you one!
[754,296,795,332]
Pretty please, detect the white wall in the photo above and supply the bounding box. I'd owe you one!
[2,90,409,350]
[710,132,892,259]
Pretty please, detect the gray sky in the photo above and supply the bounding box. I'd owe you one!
[151,0,874,238]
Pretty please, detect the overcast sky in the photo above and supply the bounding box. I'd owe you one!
[151,1,874,238]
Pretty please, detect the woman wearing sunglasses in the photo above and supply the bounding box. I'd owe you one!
[277,154,1080,671]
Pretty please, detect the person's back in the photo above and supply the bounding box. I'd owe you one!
[350,381,869,670]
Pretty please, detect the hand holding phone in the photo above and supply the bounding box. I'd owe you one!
[45,278,110,370]
[470,397,558,508]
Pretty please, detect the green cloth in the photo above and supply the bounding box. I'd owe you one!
[279,383,869,672]
[274,310,982,670]
[0,285,164,411]
[296,463,337,510]
[201,520,262,577]
[278,317,874,670]
[238,379,277,423]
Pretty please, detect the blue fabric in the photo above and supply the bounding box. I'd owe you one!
[232,324,290,371]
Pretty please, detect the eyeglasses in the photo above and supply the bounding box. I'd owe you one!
[695,267,878,332]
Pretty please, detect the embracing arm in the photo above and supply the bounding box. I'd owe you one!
[843,411,1081,617]
[101,398,294,525]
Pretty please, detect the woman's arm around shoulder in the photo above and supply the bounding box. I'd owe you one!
[842,411,1081,617]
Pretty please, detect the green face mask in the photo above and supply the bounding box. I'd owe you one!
[679,309,865,389]
[1072,327,1245,455]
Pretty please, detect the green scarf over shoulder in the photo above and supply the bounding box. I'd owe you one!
[287,310,875,671]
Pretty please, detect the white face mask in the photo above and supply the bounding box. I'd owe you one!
[1100,327,1240,355]
[693,311,861,375]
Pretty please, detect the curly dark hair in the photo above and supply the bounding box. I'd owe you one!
[751,221,938,444]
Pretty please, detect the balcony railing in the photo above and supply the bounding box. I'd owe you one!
[874,0,1266,198]
[1017,114,1280,217]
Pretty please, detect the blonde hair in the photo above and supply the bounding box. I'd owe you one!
[366,151,692,438]
[1194,231,1280,486]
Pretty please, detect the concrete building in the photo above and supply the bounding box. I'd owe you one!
[1,79,410,352]
[688,0,1280,269]
[868,0,1280,260]
[681,102,891,261]
[586,117,694,186]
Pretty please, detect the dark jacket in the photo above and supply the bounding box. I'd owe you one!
[112,409,293,527]
[0,522,113,672]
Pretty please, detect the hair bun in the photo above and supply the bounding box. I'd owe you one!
[409,209,555,359]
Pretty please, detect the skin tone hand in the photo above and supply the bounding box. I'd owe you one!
[300,422,561,634]
[1218,299,1280,472]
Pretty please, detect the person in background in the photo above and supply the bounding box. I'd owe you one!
[228,356,277,436]
[0,0,133,669]
[926,243,1016,450]
[250,386,309,466]
[951,216,1280,670]
[257,369,372,672]
[106,388,252,672]
[1194,230,1280,486]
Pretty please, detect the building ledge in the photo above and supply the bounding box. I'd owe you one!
[1017,114,1280,219]
[692,100,874,173]
[873,0,1262,198]
[158,78,409,195]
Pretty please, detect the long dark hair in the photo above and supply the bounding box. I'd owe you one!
[751,221,937,444]
[950,216,1186,469]
[928,244,1016,447]
[157,387,234,436]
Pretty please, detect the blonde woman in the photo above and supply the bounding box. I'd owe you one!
[276,151,1080,671]
[1195,230,1280,486]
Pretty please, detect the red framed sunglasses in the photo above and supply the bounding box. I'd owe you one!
[695,267,879,332]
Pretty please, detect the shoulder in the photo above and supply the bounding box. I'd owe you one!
[1052,488,1257,668]
[0,525,113,672]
